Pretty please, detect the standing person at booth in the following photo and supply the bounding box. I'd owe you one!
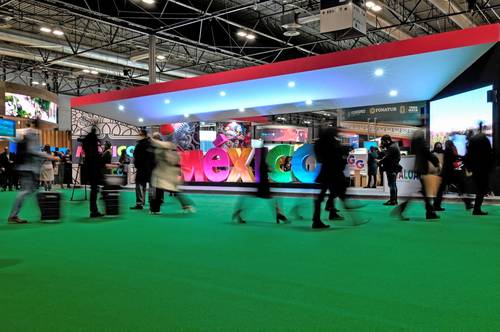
[150,133,195,214]
[8,120,57,224]
[0,146,14,191]
[379,135,401,206]
[81,127,104,218]
[365,146,379,188]
[118,149,130,185]
[131,129,154,210]
[39,145,55,191]
[464,123,494,216]
[392,130,440,221]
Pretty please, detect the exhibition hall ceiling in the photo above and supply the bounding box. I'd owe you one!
[0,0,499,96]
[71,25,499,125]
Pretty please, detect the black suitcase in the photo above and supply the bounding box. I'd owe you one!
[37,192,61,221]
[102,190,120,215]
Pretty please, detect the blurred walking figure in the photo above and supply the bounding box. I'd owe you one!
[464,123,494,215]
[131,129,154,210]
[150,132,195,214]
[8,120,57,224]
[433,140,473,211]
[40,145,55,191]
[365,146,379,188]
[312,127,366,229]
[379,135,401,205]
[232,148,288,224]
[392,130,440,221]
[81,127,104,218]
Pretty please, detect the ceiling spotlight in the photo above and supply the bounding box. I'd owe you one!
[90,70,99,75]
[288,81,296,88]
[164,99,170,104]
[219,91,226,97]
[83,69,90,73]
[283,29,300,37]
[389,90,398,97]
[32,81,39,85]
[366,1,375,8]
[237,31,247,37]
[184,113,189,118]
[52,29,64,36]
[40,27,52,33]
[239,108,245,112]
[138,118,144,123]
[156,54,166,60]
[41,82,46,86]
[142,0,155,4]
[374,68,384,77]
[305,99,313,105]
[245,33,256,40]
[372,4,382,12]
[118,105,125,111]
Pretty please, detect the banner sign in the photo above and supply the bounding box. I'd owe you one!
[343,101,425,125]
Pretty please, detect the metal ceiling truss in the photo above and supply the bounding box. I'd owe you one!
[0,0,498,96]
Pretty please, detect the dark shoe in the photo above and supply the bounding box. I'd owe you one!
[383,200,398,206]
[473,210,488,216]
[232,210,246,224]
[434,206,445,212]
[426,212,440,220]
[465,201,474,210]
[312,221,330,229]
[276,213,290,224]
[8,216,28,224]
[391,207,410,221]
[329,212,345,221]
[130,205,143,210]
[90,212,104,218]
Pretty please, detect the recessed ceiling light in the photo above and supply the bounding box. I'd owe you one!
[41,82,46,86]
[239,108,245,112]
[305,99,313,105]
[142,0,155,4]
[52,29,64,36]
[156,54,166,60]
[164,99,170,104]
[374,68,384,76]
[138,118,144,123]
[389,90,398,97]
[32,81,39,85]
[372,4,382,12]
[219,91,226,97]
[184,113,189,118]
[245,34,256,40]
[90,70,99,75]
[237,31,247,37]
[40,27,52,33]
[288,81,296,88]
[366,1,375,8]
[83,69,90,73]
[118,105,125,111]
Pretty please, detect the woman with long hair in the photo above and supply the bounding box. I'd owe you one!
[39,145,54,191]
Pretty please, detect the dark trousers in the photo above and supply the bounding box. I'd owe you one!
[434,172,472,208]
[1,169,13,190]
[313,178,347,222]
[367,170,377,187]
[135,181,148,206]
[472,174,489,212]
[386,171,398,202]
[151,188,193,212]
[90,182,99,214]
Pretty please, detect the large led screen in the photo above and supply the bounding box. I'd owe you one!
[5,93,58,123]
[0,118,16,137]
[256,125,308,143]
[430,86,493,156]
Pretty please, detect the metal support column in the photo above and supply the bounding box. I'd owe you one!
[148,34,157,84]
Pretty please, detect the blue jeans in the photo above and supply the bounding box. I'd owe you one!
[386,171,398,202]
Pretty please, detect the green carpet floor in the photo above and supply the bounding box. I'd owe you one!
[1,190,500,332]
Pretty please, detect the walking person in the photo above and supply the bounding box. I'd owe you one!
[365,146,379,188]
[433,140,473,211]
[392,130,440,221]
[150,133,195,214]
[232,147,288,224]
[312,127,366,229]
[379,135,401,205]
[40,145,55,191]
[131,129,154,210]
[464,124,494,215]
[81,127,105,218]
[7,120,57,224]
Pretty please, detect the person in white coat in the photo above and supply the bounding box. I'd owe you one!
[150,132,195,214]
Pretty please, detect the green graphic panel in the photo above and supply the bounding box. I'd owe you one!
[266,144,294,183]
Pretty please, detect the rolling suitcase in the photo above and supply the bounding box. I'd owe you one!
[37,192,61,222]
[102,190,120,215]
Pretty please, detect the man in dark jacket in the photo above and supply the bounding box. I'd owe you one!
[131,129,154,210]
[465,127,493,215]
[0,147,14,191]
[393,130,440,220]
[379,135,401,205]
[81,127,104,218]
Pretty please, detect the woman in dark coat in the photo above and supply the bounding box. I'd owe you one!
[365,146,379,188]
[232,148,288,224]
[81,127,104,218]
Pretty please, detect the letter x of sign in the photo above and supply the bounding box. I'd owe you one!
[227,148,255,182]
